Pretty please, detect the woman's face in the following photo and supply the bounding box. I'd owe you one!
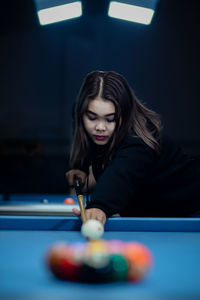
[82,96,116,145]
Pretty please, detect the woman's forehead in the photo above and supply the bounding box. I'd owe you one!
[87,97,116,115]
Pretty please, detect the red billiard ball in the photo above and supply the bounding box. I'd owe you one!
[47,243,82,281]
[63,197,75,205]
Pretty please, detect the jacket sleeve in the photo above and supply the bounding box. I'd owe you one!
[86,137,156,217]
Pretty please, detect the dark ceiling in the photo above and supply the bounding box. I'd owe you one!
[0,0,112,35]
[0,0,200,36]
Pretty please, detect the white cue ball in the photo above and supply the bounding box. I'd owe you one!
[81,219,104,240]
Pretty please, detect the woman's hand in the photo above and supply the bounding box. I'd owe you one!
[72,207,107,226]
[66,169,87,187]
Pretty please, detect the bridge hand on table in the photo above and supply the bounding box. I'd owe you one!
[72,207,106,226]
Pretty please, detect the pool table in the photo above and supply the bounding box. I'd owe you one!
[1,215,200,300]
[0,193,79,215]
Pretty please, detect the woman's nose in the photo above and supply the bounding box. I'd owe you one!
[96,121,106,131]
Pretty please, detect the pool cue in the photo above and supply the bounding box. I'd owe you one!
[73,176,87,223]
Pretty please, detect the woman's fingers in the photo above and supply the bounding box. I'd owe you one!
[72,207,106,226]
[66,169,87,186]
[86,208,106,225]
[72,207,81,216]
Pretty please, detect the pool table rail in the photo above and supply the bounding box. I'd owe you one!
[0,216,200,232]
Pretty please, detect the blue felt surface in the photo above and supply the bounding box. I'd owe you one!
[1,219,200,300]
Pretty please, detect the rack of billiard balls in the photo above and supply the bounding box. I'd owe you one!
[46,239,153,283]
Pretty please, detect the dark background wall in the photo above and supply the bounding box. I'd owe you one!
[0,0,200,195]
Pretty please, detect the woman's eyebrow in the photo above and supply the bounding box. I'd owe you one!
[87,110,97,116]
[87,110,115,117]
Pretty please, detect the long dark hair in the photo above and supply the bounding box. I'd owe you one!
[70,71,162,170]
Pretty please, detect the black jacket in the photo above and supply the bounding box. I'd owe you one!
[86,135,200,217]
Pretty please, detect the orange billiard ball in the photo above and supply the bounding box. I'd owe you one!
[124,242,153,282]
[63,197,75,205]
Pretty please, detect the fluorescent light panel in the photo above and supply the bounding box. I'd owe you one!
[37,1,82,25]
[108,1,155,25]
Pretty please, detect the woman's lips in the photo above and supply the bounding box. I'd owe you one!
[94,135,107,141]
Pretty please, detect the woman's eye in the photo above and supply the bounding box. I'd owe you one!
[107,118,115,123]
[87,114,96,121]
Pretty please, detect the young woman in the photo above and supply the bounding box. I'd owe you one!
[66,71,200,225]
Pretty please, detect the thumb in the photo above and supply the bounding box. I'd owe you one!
[72,207,81,217]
